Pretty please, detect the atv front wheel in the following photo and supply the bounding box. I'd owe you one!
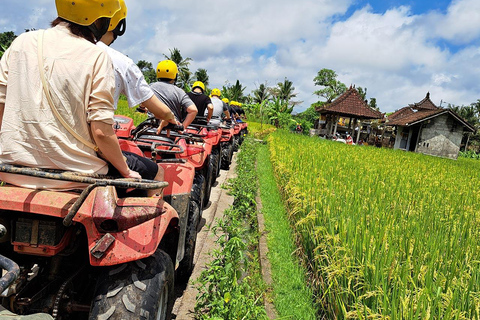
[90,250,174,320]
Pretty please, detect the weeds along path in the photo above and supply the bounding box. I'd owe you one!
[172,153,238,319]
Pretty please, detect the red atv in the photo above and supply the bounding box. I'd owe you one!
[0,164,180,319]
[114,115,202,282]
[185,117,222,207]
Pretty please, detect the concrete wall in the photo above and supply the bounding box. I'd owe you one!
[416,114,463,160]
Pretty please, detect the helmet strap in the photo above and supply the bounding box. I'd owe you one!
[113,19,127,38]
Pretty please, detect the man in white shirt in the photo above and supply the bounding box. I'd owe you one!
[97,0,178,195]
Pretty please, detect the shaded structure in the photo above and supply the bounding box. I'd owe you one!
[315,86,384,143]
[386,93,476,159]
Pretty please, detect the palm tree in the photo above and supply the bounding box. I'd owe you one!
[223,80,246,102]
[270,78,299,105]
[163,48,192,88]
[194,68,209,87]
[252,83,271,104]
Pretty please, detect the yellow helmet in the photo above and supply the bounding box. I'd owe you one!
[231,101,237,106]
[156,60,178,80]
[192,81,205,92]
[222,98,229,104]
[211,88,221,97]
[55,0,120,26]
[108,0,127,36]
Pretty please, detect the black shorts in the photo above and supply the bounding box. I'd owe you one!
[107,151,158,180]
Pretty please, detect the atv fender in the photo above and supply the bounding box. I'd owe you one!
[0,186,179,267]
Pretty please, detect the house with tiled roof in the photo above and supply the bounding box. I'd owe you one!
[315,86,384,142]
[386,92,476,159]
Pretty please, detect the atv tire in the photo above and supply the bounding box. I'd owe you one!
[90,250,174,320]
[221,142,233,170]
[210,147,221,180]
[233,135,240,152]
[203,155,216,206]
[176,173,203,282]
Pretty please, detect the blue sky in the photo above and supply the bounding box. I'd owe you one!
[1,0,480,113]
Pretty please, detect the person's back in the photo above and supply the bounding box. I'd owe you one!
[150,60,197,129]
[150,81,193,122]
[186,81,212,122]
[0,24,115,189]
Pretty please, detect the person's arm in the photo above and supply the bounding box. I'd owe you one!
[90,121,141,179]
[182,104,197,128]
[142,95,176,124]
[206,103,213,122]
[223,109,231,121]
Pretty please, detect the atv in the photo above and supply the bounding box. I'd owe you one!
[0,164,179,319]
[185,117,222,207]
[114,115,202,282]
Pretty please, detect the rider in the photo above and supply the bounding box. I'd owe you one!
[209,88,231,126]
[222,98,238,123]
[186,81,213,123]
[150,60,198,133]
[0,0,153,191]
[97,0,177,195]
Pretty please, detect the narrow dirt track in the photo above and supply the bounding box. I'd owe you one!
[171,155,237,319]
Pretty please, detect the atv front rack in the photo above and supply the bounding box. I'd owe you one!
[0,164,168,227]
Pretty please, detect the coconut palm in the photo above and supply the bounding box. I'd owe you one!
[252,83,271,104]
[163,48,192,88]
[194,68,209,87]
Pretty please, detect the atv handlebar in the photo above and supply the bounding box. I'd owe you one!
[163,123,184,132]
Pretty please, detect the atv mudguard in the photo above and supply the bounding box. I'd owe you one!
[0,185,178,267]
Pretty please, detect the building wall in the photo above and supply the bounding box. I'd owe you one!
[416,114,463,160]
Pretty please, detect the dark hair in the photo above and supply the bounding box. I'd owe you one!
[51,17,96,43]
[51,17,110,44]
[158,78,175,83]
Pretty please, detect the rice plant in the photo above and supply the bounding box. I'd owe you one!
[268,130,480,319]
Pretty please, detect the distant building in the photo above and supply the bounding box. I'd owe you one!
[315,86,384,142]
[386,93,476,159]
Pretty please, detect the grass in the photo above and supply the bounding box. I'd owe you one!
[257,143,318,320]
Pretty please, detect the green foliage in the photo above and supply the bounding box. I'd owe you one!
[222,80,246,102]
[270,77,298,105]
[114,96,147,125]
[252,83,271,104]
[313,68,347,102]
[195,139,268,320]
[136,60,156,84]
[0,31,16,59]
[194,68,209,87]
[265,97,295,128]
[163,47,193,90]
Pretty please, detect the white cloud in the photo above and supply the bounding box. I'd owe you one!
[2,0,480,113]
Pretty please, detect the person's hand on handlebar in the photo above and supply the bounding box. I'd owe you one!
[157,118,182,136]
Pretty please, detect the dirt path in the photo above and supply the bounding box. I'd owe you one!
[171,155,238,319]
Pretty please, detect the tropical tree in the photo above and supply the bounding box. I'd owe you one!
[266,97,295,128]
[194,68,209,87]
[223,80,246,102]
[163,47,192,88]
[0,31,16,59]
[136,60,156,83]
[252,83,271,104]
[270,78,299,105]
[313,68,347,102]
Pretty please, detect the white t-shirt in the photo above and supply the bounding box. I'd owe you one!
[97,41,153,109]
